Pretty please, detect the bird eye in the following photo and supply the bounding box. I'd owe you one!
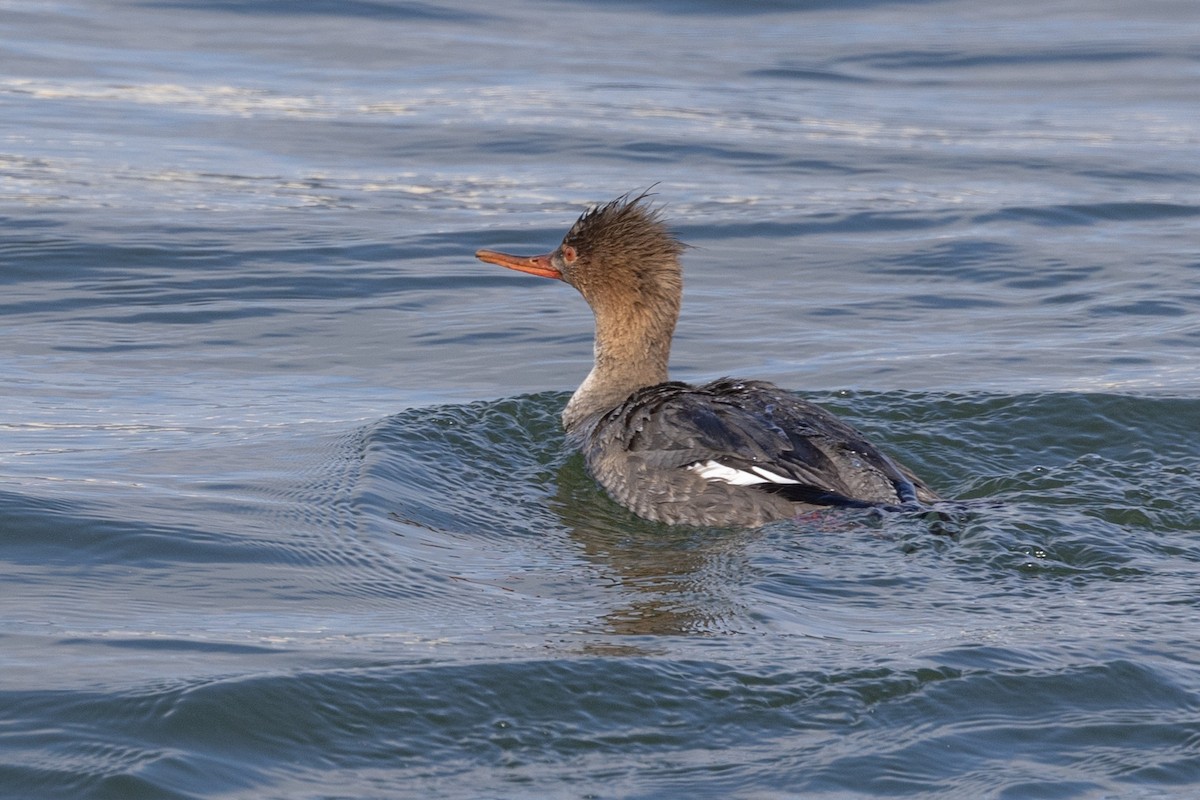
[561,245,578,265]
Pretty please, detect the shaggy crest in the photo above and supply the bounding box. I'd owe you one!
[562,190,686,267]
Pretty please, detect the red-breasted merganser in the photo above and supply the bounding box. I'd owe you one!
[476,192,939,527]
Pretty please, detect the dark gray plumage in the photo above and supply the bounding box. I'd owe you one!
[572,378,937,526]
[476,192,939,527]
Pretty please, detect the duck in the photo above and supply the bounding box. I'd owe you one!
[475,191,939,527]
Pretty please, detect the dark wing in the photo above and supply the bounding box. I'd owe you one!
[599,378,929,508]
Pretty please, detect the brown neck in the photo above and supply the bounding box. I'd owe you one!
[562,289,679,432]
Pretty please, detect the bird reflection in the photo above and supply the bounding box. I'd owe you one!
[549,453,761,638]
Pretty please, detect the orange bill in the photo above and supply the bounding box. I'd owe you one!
[475,249,562,280]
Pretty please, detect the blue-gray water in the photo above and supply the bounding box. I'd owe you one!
[3,0,1200,797]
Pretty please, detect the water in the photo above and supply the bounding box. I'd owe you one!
[2,0,1199,797]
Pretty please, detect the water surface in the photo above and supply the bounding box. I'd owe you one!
[2,0,1200,797]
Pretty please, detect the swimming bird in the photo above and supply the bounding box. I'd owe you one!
[476,192,939,527]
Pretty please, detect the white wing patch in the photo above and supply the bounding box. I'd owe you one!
[688,460,800,487]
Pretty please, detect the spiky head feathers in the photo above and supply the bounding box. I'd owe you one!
[555,191,686,311]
